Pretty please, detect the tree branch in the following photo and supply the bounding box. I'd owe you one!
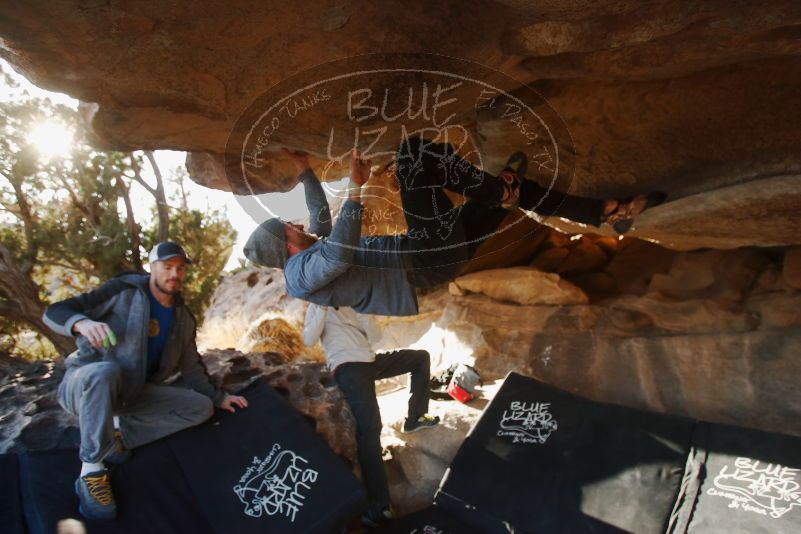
[0,199,21,217]
[144,150,169,242]
[129,156,157,195]
[57,173,92,223]
[116,175,142,271]
[0,242,75,355]
[0,298,22,317]
[74,162,104,228]
[7,174,37,274]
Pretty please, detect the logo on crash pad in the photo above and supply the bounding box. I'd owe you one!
[497,401,558,444]
[708,457,801,519]
[233,443,319,522]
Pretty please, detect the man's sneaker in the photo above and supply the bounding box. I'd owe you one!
[361,505,394,528]
[498,169,521,210]
[75,469,117,520]
[402,414,441,434]
[103,433,131,465]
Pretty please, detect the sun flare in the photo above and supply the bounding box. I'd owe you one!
[28,121,73,160]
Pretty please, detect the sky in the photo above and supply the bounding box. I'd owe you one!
[1,59,320,271]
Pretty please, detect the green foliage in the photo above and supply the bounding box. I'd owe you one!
[36,152,142,279]
[0,66,235,358]
[0,84,138,279]
[0,223,25,265]
[0,317,58,360]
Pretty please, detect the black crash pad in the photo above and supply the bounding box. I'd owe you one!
[18,441,213,534]
[668,423,801,534]
[435,372,694,533]
[17,379,365,534]
[166,378,366,534]
[0,453,25,534]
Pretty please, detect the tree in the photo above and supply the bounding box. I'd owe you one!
[131,150,169,243]
[0,79,111,355]
[0,68,235,359]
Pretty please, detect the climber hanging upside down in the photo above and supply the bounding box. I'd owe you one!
[244,135,664,317]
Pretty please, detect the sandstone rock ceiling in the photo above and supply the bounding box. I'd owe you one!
[1,1,800,249]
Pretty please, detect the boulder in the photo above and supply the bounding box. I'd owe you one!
[529,246,570,272]
[197,349,359,462]
[238,313,324,362]
[3,2,801,249]
[604,238,675,294]
[0,356,76,454]
[449,267,589,306]
[556,237,609,274]
[197,267,307,352]
[782,246,801,290]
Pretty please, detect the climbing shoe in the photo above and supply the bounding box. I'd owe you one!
[402,413,441,434]
[499,151,528,209]
[75,469,117,520]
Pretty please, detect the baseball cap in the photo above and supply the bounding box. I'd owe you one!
[148,241,193,264]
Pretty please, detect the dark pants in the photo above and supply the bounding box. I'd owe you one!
[395,136,605,288]
[333,349,431,511]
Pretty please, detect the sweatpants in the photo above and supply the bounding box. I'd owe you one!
[58,361,214,463]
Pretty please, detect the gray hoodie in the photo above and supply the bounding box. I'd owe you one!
[250,169,419,316]
[43,273,225,405]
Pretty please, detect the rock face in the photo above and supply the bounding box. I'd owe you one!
[449,266,589,305]
[2,2,801,249]
[417,245,801,437]
[0,355,77,454]
[197,268,308,352]
[197,237,801,438]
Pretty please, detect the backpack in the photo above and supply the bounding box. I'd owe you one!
[446,363,482,403]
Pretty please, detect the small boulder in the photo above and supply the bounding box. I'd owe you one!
[450,267,589,306]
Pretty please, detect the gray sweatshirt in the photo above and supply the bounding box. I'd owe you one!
[302,304,381,371]
[43,273,225,405]
[283,170,419,316]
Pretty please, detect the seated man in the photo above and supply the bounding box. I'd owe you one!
[43,242,248,520]
[244,137,661,316]
[302,303,439,527]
